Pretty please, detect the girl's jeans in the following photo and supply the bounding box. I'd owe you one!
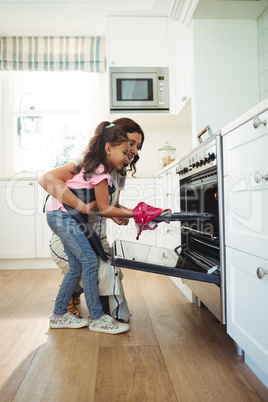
[47,210,103,319]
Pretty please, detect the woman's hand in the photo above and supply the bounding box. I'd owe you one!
[111,217,129,226]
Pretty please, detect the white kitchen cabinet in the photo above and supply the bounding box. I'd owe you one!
[0,180,36,259]
[107,177,157,246]
[223,109,268,260]
[223,106,268,386]
[170,21,192,114]
[0,178,52,262]
[154,163,181,249]
[107,17,169,67]
[226,247,268,385]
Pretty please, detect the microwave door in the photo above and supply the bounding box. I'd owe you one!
[112,72,158,108]
[111,240,220,285]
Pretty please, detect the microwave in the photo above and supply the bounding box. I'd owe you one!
[110,67,169,113]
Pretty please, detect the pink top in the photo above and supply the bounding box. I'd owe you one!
[46,164,112,212]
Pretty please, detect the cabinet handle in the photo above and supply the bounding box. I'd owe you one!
[254,172,268,183]
[29,182,33,186]
[253,116,267,129]
[166,192,171,196]
[256,267,268,279]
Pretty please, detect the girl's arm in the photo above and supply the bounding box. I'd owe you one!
[38,163,97,214]
[94,180,133,218]
[111,191,129,225]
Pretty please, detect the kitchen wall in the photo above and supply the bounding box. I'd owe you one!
[258,7,268,101]
[132,124,192,178]
[191,19,259,143]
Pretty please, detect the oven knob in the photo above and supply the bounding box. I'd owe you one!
[203,157,208,165]
[208,152,216,161]
[196,161,200,167]
[199,159,203,166]
[183,167,188,173]
[189,163,195,168]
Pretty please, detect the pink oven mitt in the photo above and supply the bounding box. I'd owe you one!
[133,202,171,240]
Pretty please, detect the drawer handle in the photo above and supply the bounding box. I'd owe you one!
[256,267,268,279]
[253,116,267,129]
[254,172,268,183]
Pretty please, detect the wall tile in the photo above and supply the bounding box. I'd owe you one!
[258,7,268,99]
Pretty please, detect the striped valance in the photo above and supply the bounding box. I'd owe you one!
[0,36,106,72]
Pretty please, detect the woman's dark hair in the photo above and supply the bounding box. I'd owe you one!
[112,118,145,176]
[82,121,129,180]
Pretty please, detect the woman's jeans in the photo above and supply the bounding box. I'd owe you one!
[47,210,103,319]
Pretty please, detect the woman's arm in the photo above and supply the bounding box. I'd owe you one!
[94,180,133,219]
[38,163,97,214]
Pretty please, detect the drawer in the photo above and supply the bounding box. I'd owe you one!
[224,172,268,259]
[223,109,268,177]
[226,247,268,378]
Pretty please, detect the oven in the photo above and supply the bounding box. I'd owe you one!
[111,128,226,324]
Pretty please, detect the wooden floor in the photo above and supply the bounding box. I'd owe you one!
[0,269,267,402]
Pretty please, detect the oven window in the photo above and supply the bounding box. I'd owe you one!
[116,78,153,101]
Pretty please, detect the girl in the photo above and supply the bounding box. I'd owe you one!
[40,120,165,334]
[47,118,144,321]
[44,122,133,334]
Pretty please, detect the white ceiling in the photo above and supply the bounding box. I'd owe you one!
[0,0,267,35]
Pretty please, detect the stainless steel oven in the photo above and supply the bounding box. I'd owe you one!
[111,128,226,324]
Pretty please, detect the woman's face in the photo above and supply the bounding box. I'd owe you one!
[126,132,142,164]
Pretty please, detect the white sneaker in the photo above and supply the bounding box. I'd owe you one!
[88,314,129,334]
[49,312,89,329]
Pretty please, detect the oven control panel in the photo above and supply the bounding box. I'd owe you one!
[176,137,217,178]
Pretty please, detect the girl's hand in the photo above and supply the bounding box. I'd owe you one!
[111,217,129,226]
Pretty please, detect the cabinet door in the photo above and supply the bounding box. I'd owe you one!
[171,21,191,112]
[223,110,268,259]
[226,247,268,379]
[224,171,268,260]
[154,165,181,248]
[0,180,35,258]
[223,110,268,177]
[108,17,169,67]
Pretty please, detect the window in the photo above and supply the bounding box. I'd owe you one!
[1,71,101,174]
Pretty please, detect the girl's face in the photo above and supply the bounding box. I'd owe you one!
[106,141,130,171]
[126,132,142,164]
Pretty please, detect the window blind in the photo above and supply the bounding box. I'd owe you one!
[0,36,106,72]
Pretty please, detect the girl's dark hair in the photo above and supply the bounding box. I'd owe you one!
[81,121,129,180]
[112,118,145,176]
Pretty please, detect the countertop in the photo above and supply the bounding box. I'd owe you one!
[221,98,268,136]
[0,171,39,181]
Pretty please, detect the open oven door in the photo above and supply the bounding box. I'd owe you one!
[110,213,221,286]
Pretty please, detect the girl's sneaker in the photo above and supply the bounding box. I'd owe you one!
[88,314,129,334]
[49,312,89,329]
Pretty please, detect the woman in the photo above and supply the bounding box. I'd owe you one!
[40,118,144,323]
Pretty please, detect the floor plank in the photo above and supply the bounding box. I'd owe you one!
[95,345,177,402]
[0,268,267,402]
[135,270,266,401]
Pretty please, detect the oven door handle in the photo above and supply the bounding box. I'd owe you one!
[152,212,213,223]
[174,243,188,257]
